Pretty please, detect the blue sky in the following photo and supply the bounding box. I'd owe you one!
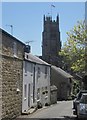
[2,2,85,55]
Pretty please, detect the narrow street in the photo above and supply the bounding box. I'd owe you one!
[17,101,77,120]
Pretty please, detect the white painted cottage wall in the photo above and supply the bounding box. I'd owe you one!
[36,64,50,106]
[22,53,51,112]
[22,61,35,113]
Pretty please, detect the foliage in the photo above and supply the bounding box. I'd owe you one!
[59,20,87,73]
[72,80,81,95]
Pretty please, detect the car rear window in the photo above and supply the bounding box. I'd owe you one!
[80,95,87,104]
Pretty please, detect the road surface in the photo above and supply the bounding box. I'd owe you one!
[17,101,77,120]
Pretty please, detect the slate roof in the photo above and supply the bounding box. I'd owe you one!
[25,53,50,66]
[51,65,73,78]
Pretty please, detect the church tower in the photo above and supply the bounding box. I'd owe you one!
[42,14,61,66]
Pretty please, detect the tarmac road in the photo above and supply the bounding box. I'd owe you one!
[17,101,77,120]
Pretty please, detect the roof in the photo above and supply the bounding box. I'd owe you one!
[51,65,73,78]
[0,28,25,45]
[25,53,50,66]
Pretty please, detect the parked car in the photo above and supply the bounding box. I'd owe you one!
[77,93,87,118]
[73,90,87,115]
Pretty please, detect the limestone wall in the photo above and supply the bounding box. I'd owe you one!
[0,29,2,119]
[1,31,24,119]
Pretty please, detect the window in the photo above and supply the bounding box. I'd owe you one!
[26,55,28,59]
[42,91,45,95]
[80,95,87,104]
[17,72,20,89]
[13,42,17,57]
[45,86,48,94]
[30,64,33,73]
[37,67,40,78]
[25,62,27,73]
[45,66,47,78]
[24,84,27,98]
[37,88,40,100]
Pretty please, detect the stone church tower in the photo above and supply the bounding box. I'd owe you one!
[42,15,61,66]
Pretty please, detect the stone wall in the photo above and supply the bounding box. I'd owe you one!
[0,58,2,119]
[2,57,23,119]
[0,29,2,119]
[1,31,24,119]
[2,32,24,59]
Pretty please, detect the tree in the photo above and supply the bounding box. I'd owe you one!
[59,20,87,73]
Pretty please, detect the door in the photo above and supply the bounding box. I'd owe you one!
[33,65,36,103]
[22,84,28,112]
[28,84,30,107]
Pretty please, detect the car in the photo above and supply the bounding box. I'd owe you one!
[73,90,87,115]
[77,93,87,118]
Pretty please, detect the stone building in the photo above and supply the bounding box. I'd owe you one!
[42,15,61,66]
[51,66,73,100]
[0,28,25,119]
[0,28,51,119]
